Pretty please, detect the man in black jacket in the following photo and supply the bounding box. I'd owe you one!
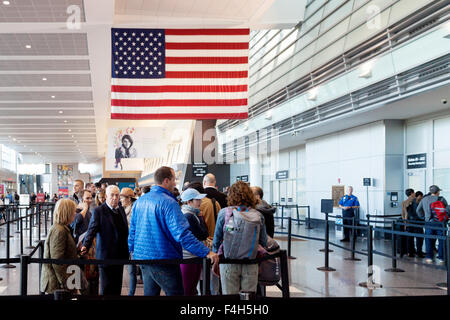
[202,173,228,209]
[81,185,129,295]
[251,186,276,238]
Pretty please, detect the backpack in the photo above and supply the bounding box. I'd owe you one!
[258,236,281,286]
[430,198,448,222]
[219,207,262,259]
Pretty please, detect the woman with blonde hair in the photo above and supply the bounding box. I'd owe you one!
[40,199,87,294]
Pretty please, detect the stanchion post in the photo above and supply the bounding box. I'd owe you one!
[17,216,24,257]
[317,212,336,272]
[385,221,404,272]
[288,217,296,259]
[20,254,30,296]
[359,225,382,288]
[280,206,285,229]
[37,204,41,242]
[295,205,301,226]
[39,240,45,295]
[447,236,450,296]
[27,212,34,249]
[306,206,313,229]
[279,250,290,298]
[202,258,211,296]
[2,208,16,269]
[44,206,48,236]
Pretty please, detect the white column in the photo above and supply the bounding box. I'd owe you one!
[249,152,262,187]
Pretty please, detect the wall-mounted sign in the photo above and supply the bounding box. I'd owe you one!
[407,153,427,169]
[332,185,345,208]
[192,163,208,177]
[276,170,289,180]
[240,175,249,182]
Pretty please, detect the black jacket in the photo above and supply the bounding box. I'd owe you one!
[83,203,129,264]
[204,187,228,210]
[256,200,276,238]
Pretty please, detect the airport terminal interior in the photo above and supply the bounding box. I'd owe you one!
[0,0,449,301]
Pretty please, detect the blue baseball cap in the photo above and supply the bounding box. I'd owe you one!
[180,188,207,202]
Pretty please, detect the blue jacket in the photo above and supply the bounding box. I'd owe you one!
[128,186,210,260]
[82,203,129,264]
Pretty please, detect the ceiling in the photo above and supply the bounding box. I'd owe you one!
[0,0,306,164]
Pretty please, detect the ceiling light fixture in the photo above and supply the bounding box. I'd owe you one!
[68,129,71,132]
[359,59,375,78]
[307,87,319,101]
[59,110,63,114]
[3,1,11,5]
[51,95,55,99]
[64,120,67,123]
[42,77,47,81]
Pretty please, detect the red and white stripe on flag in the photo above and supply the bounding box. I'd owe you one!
[111,28,249,120]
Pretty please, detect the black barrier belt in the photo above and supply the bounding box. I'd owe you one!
[373,227,447,240]
[28,251,283,266]
[0,258,20,264]
[368,214,402,218]
[328,241,368,256]
[372,249,447,271]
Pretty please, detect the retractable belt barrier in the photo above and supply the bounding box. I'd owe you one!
[0,203,55,269]
[273,210,450,294]
[16,240,290,299]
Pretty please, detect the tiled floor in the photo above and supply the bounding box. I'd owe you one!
[0,213,446,297]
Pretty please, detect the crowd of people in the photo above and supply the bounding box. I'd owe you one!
[41,168,277,297]
[338,184,449,265]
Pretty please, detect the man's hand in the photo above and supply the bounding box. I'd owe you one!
[80,246,87,255]
[207,251,219,265]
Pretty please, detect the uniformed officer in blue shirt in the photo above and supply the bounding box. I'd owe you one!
[338,186,360,242]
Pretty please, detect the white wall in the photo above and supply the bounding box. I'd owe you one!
[406,112,450,200]
[305,121,386,220]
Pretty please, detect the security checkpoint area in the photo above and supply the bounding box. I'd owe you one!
[0,0,449,316]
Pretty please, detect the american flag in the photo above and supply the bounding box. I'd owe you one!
[111,28,249,120]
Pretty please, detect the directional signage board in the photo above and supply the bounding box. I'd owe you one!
[192,163,208,177]
[407,153,427,169]
[276,170,289,180]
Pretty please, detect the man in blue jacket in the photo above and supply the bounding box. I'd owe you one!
[128,166,219,296]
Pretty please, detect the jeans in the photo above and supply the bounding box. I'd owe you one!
[140,264,184,296]
[128,264,137,296]
[219,263,259,295]
[425,221,445,260]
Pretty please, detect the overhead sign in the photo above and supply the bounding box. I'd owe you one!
[276,170,289,180]
[240,175,249,182]
[192,163,208,177]
[407,153,427,169]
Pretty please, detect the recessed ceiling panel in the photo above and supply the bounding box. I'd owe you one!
[0,33,88,55]
[0,102,94,109]
[0,60,90,71]
[0,74,91,87]
[0,91,93,100]
[0,0,86,23]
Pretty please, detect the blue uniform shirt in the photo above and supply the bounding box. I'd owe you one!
[339,194,360,209]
